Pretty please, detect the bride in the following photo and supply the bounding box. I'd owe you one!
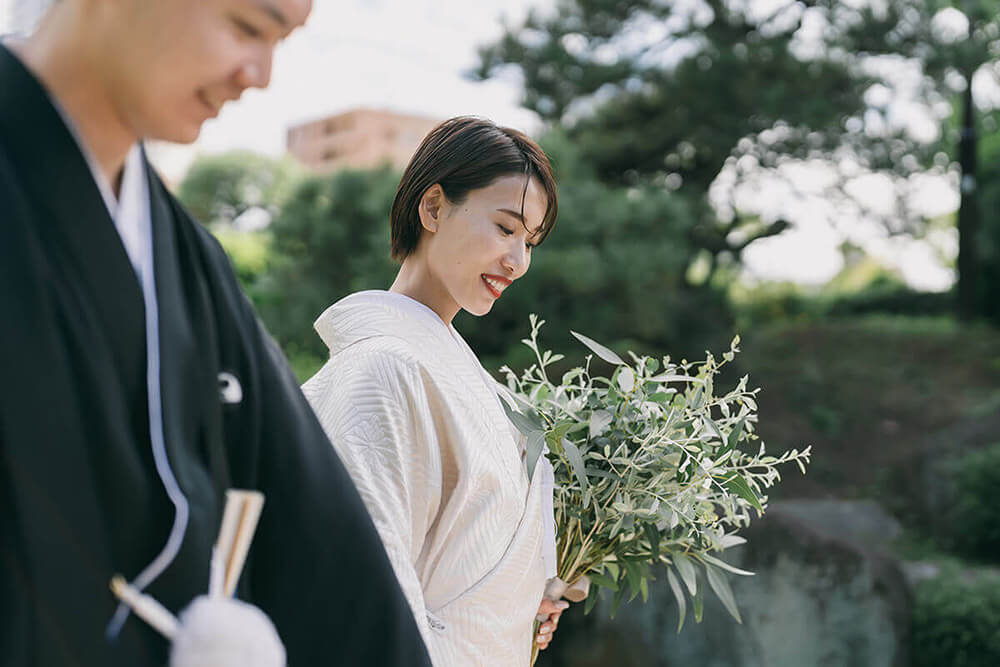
[302,116,565,665]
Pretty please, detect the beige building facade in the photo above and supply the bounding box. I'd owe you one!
[286,108,441,172]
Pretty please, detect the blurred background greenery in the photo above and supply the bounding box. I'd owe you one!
[176,1,1000,664]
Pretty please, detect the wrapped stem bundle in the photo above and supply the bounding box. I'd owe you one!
[502,317,810,664]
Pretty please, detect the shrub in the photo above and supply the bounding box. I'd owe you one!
[912,568,1000,667]
[950,443,1000,561]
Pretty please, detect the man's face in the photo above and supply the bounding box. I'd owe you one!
[98,0,311,144]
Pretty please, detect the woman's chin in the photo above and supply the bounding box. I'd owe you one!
[464,301,495,317]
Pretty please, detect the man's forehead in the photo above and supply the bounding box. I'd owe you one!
[239,0,312,30]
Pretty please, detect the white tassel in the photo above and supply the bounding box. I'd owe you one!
[169,596,285,667]
[110,490,283,666]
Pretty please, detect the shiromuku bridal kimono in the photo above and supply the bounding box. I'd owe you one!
[303,290,554,666]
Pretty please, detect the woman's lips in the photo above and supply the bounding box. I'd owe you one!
[482,274,510,299]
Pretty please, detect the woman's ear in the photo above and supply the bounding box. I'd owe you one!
[418,184,446,233]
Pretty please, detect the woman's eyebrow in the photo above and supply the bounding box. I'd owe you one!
[496,208,525,222]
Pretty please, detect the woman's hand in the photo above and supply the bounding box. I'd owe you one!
[534,598,569,651]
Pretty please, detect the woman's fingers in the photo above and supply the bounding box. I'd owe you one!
[536,598,571,649]
[537,598,569,616]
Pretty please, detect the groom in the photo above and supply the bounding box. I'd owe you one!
[0,1,430,665]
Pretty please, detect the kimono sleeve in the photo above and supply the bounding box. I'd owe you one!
[223,305,433,666]
[303,340,442,648]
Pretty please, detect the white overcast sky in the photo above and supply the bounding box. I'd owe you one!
[1,0,961,289]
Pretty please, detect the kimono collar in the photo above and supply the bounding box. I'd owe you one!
[314,290,463,358]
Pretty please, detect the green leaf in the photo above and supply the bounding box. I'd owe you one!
[584,586,599,615]
[672,552,697,596]
[498,396,544,436]
[640,576,649,603]
[649,391,675,403]
[693,579,704,623]
[702,417,724,441]
[588,570,619,591]
[589,410,613,438]
[705,564,743,623]
[701,553,755,577]
[623,559,641,602]
[617,366,636,393]
[525,430,546,481]
[644,523,661,560]
[610,578,627,618]
[721,473,764,513]
[726,417,746,451]
[562,438,589,491]
[571,331,625,366]
[666,568,687,632]
[649,373,704,383]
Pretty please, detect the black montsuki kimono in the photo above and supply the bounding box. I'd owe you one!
[0,44,431,667]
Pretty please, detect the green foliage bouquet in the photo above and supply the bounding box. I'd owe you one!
[500,317,810,662]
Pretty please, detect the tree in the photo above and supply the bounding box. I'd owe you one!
[831,0,1000,319]
[256,166,401,362]
[475,1,1000,317]
[474,0,886,281]
[976,109,1000,323]
[177,150,302,229]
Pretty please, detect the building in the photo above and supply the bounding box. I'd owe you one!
[286,108,440,173]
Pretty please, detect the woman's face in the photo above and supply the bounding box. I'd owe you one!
[418,174,547,321]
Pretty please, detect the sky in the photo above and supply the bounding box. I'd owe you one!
[1,0,962,290]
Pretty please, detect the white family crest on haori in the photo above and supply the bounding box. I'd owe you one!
[303,291,554,666]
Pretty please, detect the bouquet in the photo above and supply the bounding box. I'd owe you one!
[500,317,810,664]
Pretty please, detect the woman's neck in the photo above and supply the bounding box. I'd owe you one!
[389,256,459,325]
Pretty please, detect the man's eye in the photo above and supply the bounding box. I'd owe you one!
[233,17,262,38]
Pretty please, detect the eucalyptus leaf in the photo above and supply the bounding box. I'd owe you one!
[562,438,589,491]
[727,417,745,451]
[624,559,641,602]
[571,331,625,365]
[701,553,755,576]
[721,473,764,513]
[617,366,636,393]
[588,570,619,591]
[672,552,697,596]
[666,567,687,632]
[525,430,546,481]
[693,579,704,623]
[706,564,743,623]
[589,410,613,438]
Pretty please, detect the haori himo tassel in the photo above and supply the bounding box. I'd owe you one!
[110,490,285,667]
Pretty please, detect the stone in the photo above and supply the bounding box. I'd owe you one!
[540,501,911,667]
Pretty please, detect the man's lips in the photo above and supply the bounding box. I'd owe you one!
[196,90,235,117]
[482,274,511,299]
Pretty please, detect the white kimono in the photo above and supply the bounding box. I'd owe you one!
[302,291,550,666]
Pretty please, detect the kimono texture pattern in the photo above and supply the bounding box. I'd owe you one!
[303,291,548,666]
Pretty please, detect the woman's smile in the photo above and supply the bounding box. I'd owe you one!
[482,273,511,299]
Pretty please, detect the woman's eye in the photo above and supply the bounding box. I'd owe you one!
[497,224,514,236]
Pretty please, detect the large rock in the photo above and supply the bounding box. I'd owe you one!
[540,501,911,667]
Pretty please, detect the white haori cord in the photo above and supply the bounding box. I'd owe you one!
[110,490,286,667]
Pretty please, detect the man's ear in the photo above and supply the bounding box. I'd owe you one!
[418,184,446,233]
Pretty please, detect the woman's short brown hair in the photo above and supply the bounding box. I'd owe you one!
[390,116,558,260]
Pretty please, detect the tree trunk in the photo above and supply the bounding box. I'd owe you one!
[957,80,980,321]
